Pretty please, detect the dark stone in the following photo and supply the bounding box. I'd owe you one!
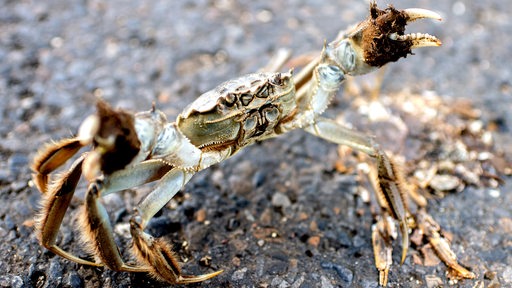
[321,262,353,284]
[65,272,83,288]
[252,170,266,187]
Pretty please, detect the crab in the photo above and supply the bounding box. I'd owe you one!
[32,2,444,285]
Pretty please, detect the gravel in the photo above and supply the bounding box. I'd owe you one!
[1,0,511,287]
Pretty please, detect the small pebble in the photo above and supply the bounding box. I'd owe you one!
[468,120,483,134]
[231,267,248,281]
[429,174,461,191]
[66,272,83,288]
[196,208,206,222]
[307,235,320,247]
[425,274,443,288]
[485,270,497,280]
[49,259,63,280]
[321,262,353,283]
[3,215,15,231]
[334,266,353,283]
[252,170,266,187]
[114,223,131,238]
[360,279,379,288]
[231,256,241,267]
[488,189,500,198]
[11,276,23,288]
[291,274,305,288]
[271,192,291,208]
[0,274,24,288]
[0,275,9,288]
[352,235,366,248]
[228,174,253,195]
[270,276,284,286]
[320,275,334,288]
[337,231,352,248]
[503,266,512,283]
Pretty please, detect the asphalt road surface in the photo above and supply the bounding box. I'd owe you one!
[1,1,511,287]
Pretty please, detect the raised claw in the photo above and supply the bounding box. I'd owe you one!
[392,8,442,49]
[336,1,442,74]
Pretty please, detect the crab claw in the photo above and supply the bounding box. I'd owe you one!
[359,2,442,64]
[389,8,442,49]
[326,2,442,76]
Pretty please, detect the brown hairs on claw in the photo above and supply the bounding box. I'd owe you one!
[360,2,413,67]
[94,100,141,174]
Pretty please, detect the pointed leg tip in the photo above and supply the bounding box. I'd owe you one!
[400,222,409,265]
[178,269,224,284]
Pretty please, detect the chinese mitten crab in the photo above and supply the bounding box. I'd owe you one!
[32,2,443,285]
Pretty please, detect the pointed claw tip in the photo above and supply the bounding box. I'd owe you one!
[178,269,224,284]
[404,8,442,22]
[411,37,442,49]
[400,222,409,265]
[389,32,442,48]
[400,246,407,265]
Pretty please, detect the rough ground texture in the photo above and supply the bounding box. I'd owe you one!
[1,1,511,288]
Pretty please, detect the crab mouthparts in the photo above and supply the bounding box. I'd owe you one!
[389,8,442,48]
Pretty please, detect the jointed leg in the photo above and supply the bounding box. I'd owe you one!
[305,117,409,263]
[80,180,149,272]
[36,157,172,269]
[77,159,172,272]
[35,154,101,266]
[129,168,223,284]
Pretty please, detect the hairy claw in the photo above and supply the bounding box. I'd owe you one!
[341,1,441,70]
[388,32,441,48]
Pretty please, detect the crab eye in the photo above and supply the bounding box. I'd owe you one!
[336,40,356,73]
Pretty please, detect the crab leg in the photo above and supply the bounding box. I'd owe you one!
[372,214,396,286]
[81,180,149,272]
[35,154,102,266]
[305,117,409,263]
[293,3,441,94]
[79,159,222,283]
[37,158,172,268]
[128,168,223,284]
[76,159,175,272]
[286,2,442,273]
